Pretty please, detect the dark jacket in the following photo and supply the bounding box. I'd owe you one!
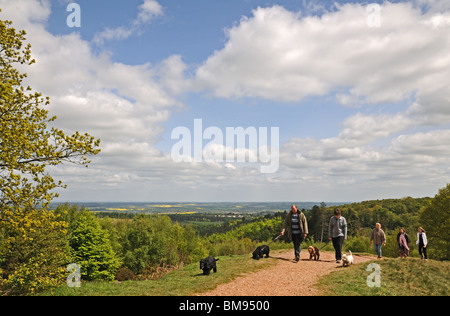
[396,232,409,246]
[282,210,308,241]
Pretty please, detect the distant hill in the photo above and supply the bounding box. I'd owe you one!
[49,201,349,214]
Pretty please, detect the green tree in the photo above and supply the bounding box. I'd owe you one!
[420,184,450,260]
[69,212,120,281]
[119,215,207,275]
[309,205,322,241]
[0,13,100,294]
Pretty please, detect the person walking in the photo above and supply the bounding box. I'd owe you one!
[416,227,428,260]
[397,228,410,258]
[328,208,347,264]
[370,223,386,259]
[281,205,308,261]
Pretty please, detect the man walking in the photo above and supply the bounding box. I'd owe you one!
[281,205,308,261]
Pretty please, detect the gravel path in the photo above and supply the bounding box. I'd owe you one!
[201,250,375,296]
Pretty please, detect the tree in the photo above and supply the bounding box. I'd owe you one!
[309,205,322,241]
[70,212,120,281]
[420,184,450,260]
[0,12,100,294]
[319,202,327,242]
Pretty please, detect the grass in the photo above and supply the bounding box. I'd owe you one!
[40,251,281,296]
[41,251,449,296]
[318,257,450,296]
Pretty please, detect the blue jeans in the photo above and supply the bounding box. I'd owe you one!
[374,244,382,257]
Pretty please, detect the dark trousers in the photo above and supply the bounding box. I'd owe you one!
[292,233,302,258]
[419,243,428,259]
[332,236,345,260]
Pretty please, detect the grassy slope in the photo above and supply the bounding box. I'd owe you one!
[318,257,450,296]
[42,252,449,296]
[41,252,280,296]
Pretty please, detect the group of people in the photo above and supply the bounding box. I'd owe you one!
[373,223,428,260]
[281,205,429,262]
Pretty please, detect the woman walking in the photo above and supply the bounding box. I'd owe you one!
[397,228,410,258]
[370,223,386,259]
[416,227,428,260]
[328,208,347,264]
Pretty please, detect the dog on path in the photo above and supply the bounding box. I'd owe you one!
[308,246,320,261]
[252,245,270,260]
[342,251,354,267]
[200,257,219,275]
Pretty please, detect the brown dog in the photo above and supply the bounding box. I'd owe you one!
[308,246,320,261]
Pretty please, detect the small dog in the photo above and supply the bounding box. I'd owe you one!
[308,246,320,261]
[252,245,270,260]
[342,250,354,267]
[200,257,219,275]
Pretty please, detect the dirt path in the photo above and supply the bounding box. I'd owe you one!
[200,250,375,296]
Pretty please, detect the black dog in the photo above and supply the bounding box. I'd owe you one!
[200,257,219,275]
[252,245,270,260]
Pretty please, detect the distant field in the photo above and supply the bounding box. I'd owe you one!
[50,201,346,214]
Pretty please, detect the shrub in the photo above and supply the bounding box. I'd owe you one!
[118,215,207,275]
[0,209,71,295]
[420,184,450,260]
[344,236,371,253]
[208,238,256,257]
[69,211,120,281]
[115,267,136,281]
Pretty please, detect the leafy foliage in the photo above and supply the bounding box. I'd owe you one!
[69,211,120,281]
[0,210,71,295]
[305,197,432,240]
[420,183,450,260]
[0,13,100,295]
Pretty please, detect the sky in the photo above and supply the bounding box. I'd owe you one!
[1,0,450,202]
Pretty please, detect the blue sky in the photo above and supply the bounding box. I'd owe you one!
[47,0,361,151]
[1,0,450,202]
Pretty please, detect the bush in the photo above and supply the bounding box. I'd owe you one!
[0,208,71,295]
[69,211,120,281]
[420,184,450,260]
[344,236,371,253]
[208,238,256,257]
[116,215,207,276]
[115,267,136,281]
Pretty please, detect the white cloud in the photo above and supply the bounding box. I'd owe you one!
[2,0,450,202]
[336,113,412,146]
[157,55,193,95]
[195,2,450,111]
[93,0,163,44]
[189,1,450,199]
[390,130,450,157]
[136,0,163,25]
[0,0,188,199]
